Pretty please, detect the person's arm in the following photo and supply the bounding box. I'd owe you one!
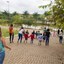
[2,38,11,50]
[28,35,31,38]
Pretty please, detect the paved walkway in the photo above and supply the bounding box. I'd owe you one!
[4,30,64,64]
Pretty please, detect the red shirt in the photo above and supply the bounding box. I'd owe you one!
[30,34,34,40]
[24,34,28,38]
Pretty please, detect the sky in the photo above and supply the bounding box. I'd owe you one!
[0,0,54,14]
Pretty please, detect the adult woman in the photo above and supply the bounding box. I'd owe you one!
[9,24,14,43]
[0,27,11,64]
[45,29,51,46]
[17,27,24,43]
[59,30,63,44]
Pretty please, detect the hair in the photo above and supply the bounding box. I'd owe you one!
[32,32,34,34]
[21,26,24,29]
[47,29,50,31]
[40,33,42,35]
[44,27,46,29]
[10,24,13,27]
[61,30,63,33]
[26,31,27,34]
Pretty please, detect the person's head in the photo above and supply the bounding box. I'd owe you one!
[47,29,50,31]
[61,30,63,33]
[44,27,46,29]
[21,26,24,29]
[32,32,34,34]
[26,31,28,34]
[26,30,28,32]
[10,24,13,27]
[40,33,42,35]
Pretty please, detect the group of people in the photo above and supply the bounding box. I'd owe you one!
[9,24,51,46]
[9,24,64,46]
[36,27,51,46]
[0,24,64,64]
[17,27,35,44]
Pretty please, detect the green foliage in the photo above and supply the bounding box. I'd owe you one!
[39,1,52,9]
[12,12,18,16]
[12,15,22,25]
[22,19,33,26]
[33,12,40,19]
[39,0,64,29]
[0,19,7,24]
[23,11,29,18]
[0,10,47,26]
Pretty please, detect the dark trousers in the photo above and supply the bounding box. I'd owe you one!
[59,36,63,44]
[9,33,14,43]
[45,36,49,45]
[18,33,22,43]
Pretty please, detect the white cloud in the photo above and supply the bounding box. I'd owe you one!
[0,0,52,14]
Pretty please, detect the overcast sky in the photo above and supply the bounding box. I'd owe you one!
[0,0,54,14]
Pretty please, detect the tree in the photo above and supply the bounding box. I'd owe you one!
[39,0,64,29]
[23,11,29,18]
[32,12,40,25]
[12,12,18,16]
[12,15,22,25]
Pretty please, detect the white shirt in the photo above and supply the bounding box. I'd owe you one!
[59,32,63,36]
[19,29,24,34]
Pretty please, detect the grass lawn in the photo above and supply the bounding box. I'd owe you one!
[2,28,18,37]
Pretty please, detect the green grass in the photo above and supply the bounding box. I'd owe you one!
[2,28,18,37]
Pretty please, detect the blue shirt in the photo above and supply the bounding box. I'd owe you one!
[0,41,5,52]
[37,35,43,41]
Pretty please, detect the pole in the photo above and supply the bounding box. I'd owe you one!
[7,1,10,24]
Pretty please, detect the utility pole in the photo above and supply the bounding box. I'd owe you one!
[7,1,10,24]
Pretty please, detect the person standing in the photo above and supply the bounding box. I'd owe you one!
[45,29,51,46]
[53,30,56,37]
[29,32,34,44]
[24,31,29,43]
[17,27,24,43]
[59,30,63,44]
[9,24,14,43]
[57,29,60,36]
[0,27,11,64]
[43,27,47,42]
[37,33,43,46]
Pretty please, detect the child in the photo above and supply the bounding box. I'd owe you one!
[29,32,34,44]
[43,28,47,42]
[37,33,43,46]
[53,30,56,37]
[36,31,40,39]
[24,31,29,43]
